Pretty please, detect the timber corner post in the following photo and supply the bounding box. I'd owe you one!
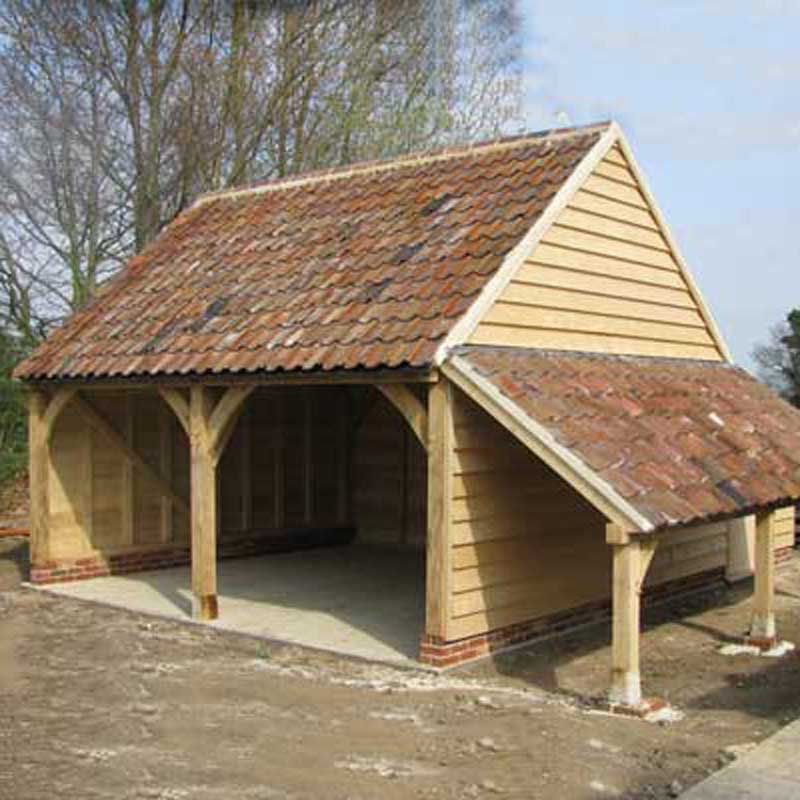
[28,389,50,567]
[421,377,454,662]
[187,384,253,622]
[189,386,219,621]
[606,523,658,711]
[745,509,778,648]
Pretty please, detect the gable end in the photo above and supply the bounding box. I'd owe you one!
[465,132,730,362]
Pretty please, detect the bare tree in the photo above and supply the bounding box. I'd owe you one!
[0,0,522,347]
[753,309,800,407]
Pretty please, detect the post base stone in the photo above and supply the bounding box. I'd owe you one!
[606,697,669,719]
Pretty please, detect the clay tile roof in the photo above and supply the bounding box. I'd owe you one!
[14,122,609,381]
[456,346,800,531]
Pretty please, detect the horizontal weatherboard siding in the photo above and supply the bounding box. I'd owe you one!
[470,144,724,361]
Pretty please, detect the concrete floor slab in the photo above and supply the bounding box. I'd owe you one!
[40,545,425,665]
[682,717,800,799]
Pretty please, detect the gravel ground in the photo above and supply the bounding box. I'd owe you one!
[2,537,800,800]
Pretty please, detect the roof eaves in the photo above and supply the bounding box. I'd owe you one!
[443,351,656,534]
[431,120,622,366]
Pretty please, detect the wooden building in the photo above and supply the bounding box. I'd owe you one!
[15,121,800,709]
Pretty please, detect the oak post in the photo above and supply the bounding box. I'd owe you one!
[608,529,657,708]
[190,386,218,621]
[610,541,642,706]
[425,379,453,641]
[28,390,49,566]
[749,510,777,642]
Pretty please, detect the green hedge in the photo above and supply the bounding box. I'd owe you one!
[0,335,27,486]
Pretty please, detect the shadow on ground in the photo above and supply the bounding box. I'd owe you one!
[0,536,29,592]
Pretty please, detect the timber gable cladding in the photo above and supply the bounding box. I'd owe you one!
[467,141,727,361]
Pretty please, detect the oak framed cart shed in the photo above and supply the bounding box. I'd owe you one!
[15,121,800,709]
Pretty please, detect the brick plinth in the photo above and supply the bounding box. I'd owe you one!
[420,567,726,668]
[30,547,190,584]
[30,527,355,585]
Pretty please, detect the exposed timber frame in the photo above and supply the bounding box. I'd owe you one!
[28,390,49,566]
[607,523,658,708]
[181,385,254,620]
[376,384,428,451]
[748,509,778,646]
[425,379,454,641]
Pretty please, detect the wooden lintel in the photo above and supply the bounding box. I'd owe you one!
[158,387,190,437]
[42,387,78,442]
[377,384,428,452]
[28,367,439,392]
[72,392,189,515]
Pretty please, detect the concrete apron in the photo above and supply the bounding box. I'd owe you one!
[681,716,800,799]
[27,547,427,670]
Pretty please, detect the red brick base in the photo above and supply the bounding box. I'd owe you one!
[30,527,355,585]
[420,567,726,668]
[30,547,190,584]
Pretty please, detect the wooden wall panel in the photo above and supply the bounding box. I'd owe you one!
[171,410,190,543]
[647,520,727,586]
[282,388,308,527]
[776,505,796,551]
[132,393,165,545]
[89,393,129,550]
[469,144,724,361]
[219,387,352,537]
[48,405,93,559]
[312,387,343,525]
[353,390,427,548]
[448,390,607,640]
[249,391,280,529]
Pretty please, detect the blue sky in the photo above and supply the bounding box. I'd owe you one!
[518,0,800,369]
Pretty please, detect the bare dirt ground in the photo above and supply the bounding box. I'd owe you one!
[2,539,800,800]
[0,473,28,533]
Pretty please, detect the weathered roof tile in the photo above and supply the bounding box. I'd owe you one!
[14,123,607,381]
[460,347,800,530]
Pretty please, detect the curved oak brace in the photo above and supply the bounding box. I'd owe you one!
[377,384,428,452]
[208,386,254,465]
[158,388,190,437]
[43,388,78,443]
